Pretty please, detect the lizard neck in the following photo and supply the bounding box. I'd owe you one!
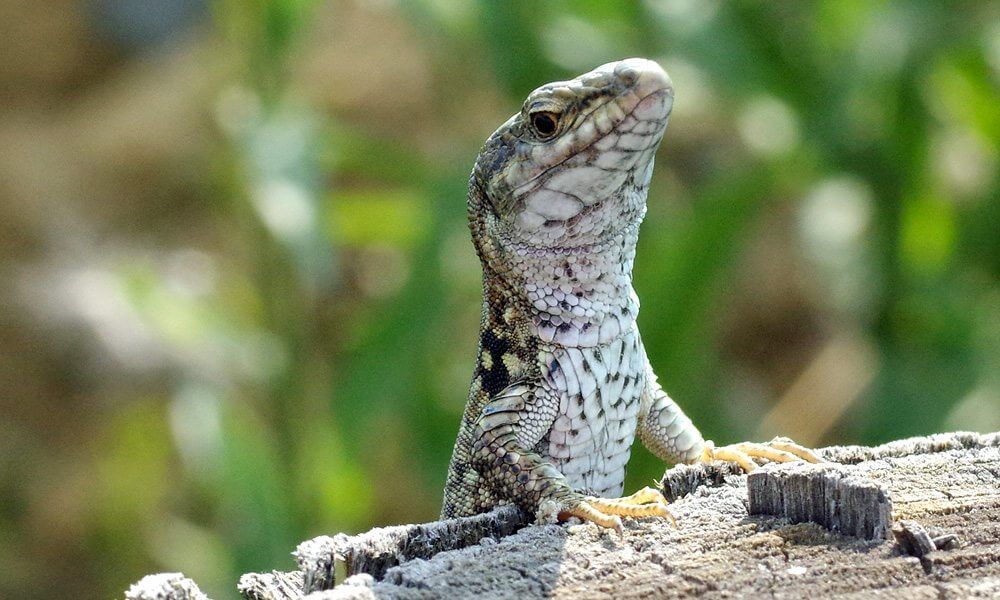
[470,165,650,349]
[505,217,642,348]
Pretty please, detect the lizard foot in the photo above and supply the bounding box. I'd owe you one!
[700,436,824,472]
[559,486,676,534]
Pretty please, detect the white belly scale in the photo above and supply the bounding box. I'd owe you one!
[540,325,646,497]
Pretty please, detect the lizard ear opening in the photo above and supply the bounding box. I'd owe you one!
[469,174,510,224]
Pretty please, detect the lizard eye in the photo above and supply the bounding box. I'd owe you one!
[530,112,559,138]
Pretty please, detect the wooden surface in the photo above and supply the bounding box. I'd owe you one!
[126,573,209,600]
[293,505,530,592]
[747,462,894,540]
[125,431,1000,599]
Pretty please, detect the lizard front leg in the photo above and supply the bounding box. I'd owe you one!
[638,366,823,471]
[473,381,672,532]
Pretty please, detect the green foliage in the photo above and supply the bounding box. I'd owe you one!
[4,2,997,598]
[154,1,1000,594]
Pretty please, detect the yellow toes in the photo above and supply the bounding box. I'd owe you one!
[617,486,668,506]
[702,437,825,473]
[588,495,677,526]
[562,501,624,534]
[767,437,824,463]
[729,443,802,464]
[560,487,676,531]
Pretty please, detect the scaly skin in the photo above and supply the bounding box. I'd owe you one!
[443,59,821,530]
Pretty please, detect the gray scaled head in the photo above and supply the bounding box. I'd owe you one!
[473,58,674,251]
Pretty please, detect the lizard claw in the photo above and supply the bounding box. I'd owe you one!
[700,436,824,472]
[558,486,676,533]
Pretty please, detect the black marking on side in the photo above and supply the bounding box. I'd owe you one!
[478,328,512,398]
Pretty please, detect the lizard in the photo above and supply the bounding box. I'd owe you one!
[442,58,822,532]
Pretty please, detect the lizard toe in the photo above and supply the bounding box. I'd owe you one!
[701,437,824,472]
[559,488,676,531]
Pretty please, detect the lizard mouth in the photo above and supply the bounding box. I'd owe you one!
[510,59,674,200]
[473,59,674,255]
[508,73,672,250]
[500,60,673,254]
[511,86,672,198]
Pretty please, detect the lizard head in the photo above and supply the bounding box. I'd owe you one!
[472,58,673,252]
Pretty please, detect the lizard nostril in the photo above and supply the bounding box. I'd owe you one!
[616,66,639,86]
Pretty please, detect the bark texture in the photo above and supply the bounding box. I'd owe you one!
[124,431,1000,599]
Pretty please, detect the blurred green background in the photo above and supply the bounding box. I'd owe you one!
[1,0,997,598]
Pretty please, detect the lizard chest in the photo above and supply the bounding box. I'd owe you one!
[539,327,646,497]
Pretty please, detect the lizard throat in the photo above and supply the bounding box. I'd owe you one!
[501,208,644,256]
[514,221,642,348]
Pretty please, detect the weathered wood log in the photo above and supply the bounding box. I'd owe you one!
[294,505,531,592]
[124,431,1000,599]
[238,571,305,600]
[125,573,209,600]
[747,463,894,540]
